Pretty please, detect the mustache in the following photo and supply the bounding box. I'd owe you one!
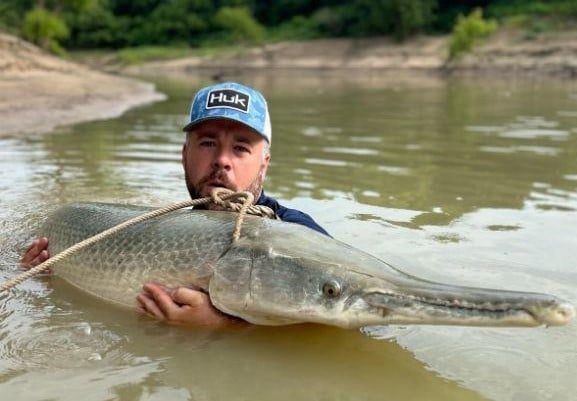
[197,169,234,190]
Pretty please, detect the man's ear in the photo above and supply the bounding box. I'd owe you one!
[182,142,187,168]
[261,151,271,177]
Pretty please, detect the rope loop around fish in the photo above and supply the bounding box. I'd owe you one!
[0,189,275,292]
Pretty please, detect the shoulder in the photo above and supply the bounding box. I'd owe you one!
[257,193,331,237]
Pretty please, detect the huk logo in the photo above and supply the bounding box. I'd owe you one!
[206,89,250,113]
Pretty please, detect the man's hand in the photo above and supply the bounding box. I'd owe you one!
[136,283,246,329]
[20,237,51,272]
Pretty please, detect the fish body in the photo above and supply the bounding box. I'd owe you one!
[40,202,575,328]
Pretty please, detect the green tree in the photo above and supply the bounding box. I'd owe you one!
[214,6,266,44]
[448,8,497,60]
[64,3,129,48]
[353,0,437,40]
[22,7,69,54]
[0,0,35,33]
[20,0,96,53]
[132,1,208,46]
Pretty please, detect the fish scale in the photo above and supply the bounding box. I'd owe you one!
[41,202,237,307]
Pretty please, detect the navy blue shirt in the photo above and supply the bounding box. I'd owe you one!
[256,192,330,237]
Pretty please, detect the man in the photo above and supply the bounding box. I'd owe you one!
[21,82,329,329]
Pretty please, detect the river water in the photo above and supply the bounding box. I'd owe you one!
[1,70,576,401]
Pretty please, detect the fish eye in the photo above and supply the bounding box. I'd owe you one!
[322,280,341,298]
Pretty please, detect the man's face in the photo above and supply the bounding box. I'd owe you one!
[182,119,271,202]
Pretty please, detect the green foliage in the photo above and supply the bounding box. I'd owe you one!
[7,0,577,54]
[22,8,69,54]
[214,6,265,44]
[487,0,577,19]
[311,5,353,37]
[389,0,437,40]
[352,0,437,41]
[130,2,208,46]
[269,15,322,41]
[0,0,35,33]
[487,0,577,38]
[448,8,497,61]
[56,0,100,12]
[254,0,317,26]
[115,45,193,64]
[112,44,238,64]
[64,4,127,48]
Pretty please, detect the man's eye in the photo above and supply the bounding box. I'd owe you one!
[199,141,216,147]
[235,145,250,153]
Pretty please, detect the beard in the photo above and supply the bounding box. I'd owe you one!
[185,165,266,210]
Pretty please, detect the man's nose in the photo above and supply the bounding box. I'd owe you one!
[212,148,232,171]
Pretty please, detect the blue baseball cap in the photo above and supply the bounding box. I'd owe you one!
[182,82,271,143]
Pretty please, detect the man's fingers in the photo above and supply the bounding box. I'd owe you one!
[143,283,181,319]
[28,251,52,274]
[23,250,51,271]
[136,293,166,320]
[142,282,171,296]
[171,287,208,308]
[137,283,246,328]
[31,250,50,265]
[20,238,49,266]
[23,239,38,255]
[20,239,40,265]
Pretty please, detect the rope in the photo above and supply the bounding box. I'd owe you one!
[1,189,275,293]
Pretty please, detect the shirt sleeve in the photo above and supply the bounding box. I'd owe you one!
[256,192,331,237]
[277,208,331,237]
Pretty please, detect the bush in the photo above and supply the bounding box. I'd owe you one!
[64,5,127,48]
[352,0,437,41]
[389,0,436,40]
[136,2,208,46]
[214,6,266,45]
[269,16,320,41]
[312,6,349,37]
[448,8,497,61]
[22,8,69,55]
[487,0,577,19]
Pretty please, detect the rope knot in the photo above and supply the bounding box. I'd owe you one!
[208,188,276,241]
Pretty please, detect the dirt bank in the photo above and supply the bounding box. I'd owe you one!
[124,30,577,77]
[0,33,165,138]
[124,37,447,75]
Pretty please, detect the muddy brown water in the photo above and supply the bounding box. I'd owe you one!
[1,70,576,401]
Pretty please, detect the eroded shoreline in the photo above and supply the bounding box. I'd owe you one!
[0,34,165,138]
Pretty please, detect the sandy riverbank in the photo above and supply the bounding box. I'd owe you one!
[0,34,165,138]
[124,30,577,77]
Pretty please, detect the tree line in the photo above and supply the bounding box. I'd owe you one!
[1,0,576,53]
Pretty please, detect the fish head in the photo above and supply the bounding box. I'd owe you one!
[209,222,575,329]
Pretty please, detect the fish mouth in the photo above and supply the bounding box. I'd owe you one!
[360,285,575,327]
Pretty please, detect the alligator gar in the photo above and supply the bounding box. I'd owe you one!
[39,202,575,328]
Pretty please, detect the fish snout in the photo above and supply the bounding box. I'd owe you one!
[360,285,576,327]
[530,301,576,327]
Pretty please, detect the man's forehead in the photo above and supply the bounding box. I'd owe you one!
[188,119,264,142]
